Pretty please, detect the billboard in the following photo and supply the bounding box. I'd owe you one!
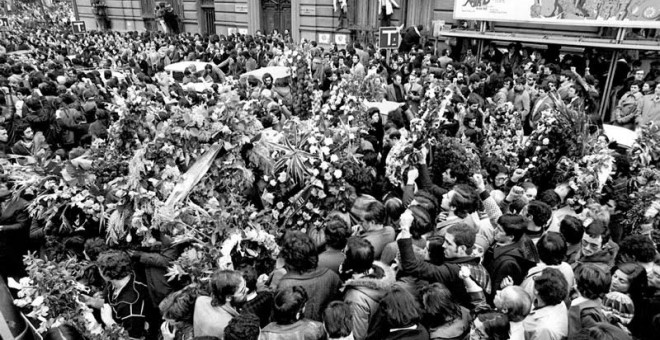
[454,0,660,29]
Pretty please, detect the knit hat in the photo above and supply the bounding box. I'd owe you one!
[603,291,634,325]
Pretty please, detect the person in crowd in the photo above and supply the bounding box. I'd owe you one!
[419,282,471,340]
[521,232,574,301]
[523,268,569,340]
[318,218,351,273]
[260,286,325,340]
[615,234,658,274]
[470,310,509,340]
[323,301,355,340]
[277,231,342,321]
[224,313,261,340]
[568,264,610,338]
[524,200,553,243]
[159,285,197,340]
[483,214,539,293]
[193,270,247,338]
[636,82,660,126]
[614,80,644,130]
[573,322,633,340]
[351,196,395,259]
[559,215,584,264]
[93,250,149,339]
[492,286,531,340]
[341,237,396,340]
[239,264,274,328]
[377,284,430,340]
[572,219,619,272]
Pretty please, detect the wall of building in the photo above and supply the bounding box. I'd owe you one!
[77,0,145,32]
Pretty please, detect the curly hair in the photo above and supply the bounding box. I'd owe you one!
[617,234,657,263]
[96,250,132,280]
[534,268,568,306]
[421,283,462,328]
[323,301,354,339]
[159,285,199,322]
[560,215,584,245]
[281,231,318,273]
[575,264,611,300]
[273,286,308,325]
[527,200,552,228]
[450,184,479,219]
[224,313,261,340]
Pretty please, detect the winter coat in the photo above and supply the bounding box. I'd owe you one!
[521,262,574,302]
[278,267,342,321]
[343,261,397,340]
[428,306,470,340]
[483,236,539,293]
[571,239,619,273]
[397,238,471,308]
[567,298,606,339]
[259,319,325,340]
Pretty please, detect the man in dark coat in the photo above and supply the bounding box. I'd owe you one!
[0,187,30,281]
[483,214,539,295]
[398,25,423,54]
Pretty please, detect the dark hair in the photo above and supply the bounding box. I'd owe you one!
[238,264,258,292]
[84,237,109,261]
[476,311,510,340]
[527,200,552,228]
[560,215,584,244]
[537,232,567,265]
[363,200,386,223]
[96,250,132,280]
[584,219,610,244]
[573,322,632,340]
[43,325,86,340]
[159,285,198,322]
[538,189,561,208]
[497,214,527,242]
[323,301,353,338]
[447,163,470,185]
[209,270,244,307]
[324,218,351,250]
[446,223,476,255]
[381,285,421,328]
[618,234,657,263]
[273,286,308,324]
[344,237,375,273]
[224,313,261,340]
[421,283,462,328]
[611,263,648,302]
[534,267,568,305]
[575,264,611,300]
[281,231,318,273]
[450,184,479,219]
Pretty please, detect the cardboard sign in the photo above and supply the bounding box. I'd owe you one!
[71,21,86,34]
[379,26,400,49]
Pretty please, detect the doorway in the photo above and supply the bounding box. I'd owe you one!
[261,0,291,35]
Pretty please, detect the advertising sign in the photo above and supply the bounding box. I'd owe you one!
[71,21,86,34]
[454,0,660,29]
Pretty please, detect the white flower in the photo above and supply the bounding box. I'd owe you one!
[311,169,320,176]
[324,138,333,145]
[31,296,44,307]
[307,137,318,144]
[278,172,287,183]
[276,202,285,210]
[542,138,549,145]
[334,169,343,179]
[532,157,538,162]
[320,162,330,170]
[320,146,330,155]
[330,154,339,163]
[269,179,278,186]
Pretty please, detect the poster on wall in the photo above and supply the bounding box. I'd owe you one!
[318,33,332,44]
[454,0,660,29]
[335,34,348,45]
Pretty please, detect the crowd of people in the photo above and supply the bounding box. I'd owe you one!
[0,6,660,340]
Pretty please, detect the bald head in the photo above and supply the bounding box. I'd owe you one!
[494,286,532,322]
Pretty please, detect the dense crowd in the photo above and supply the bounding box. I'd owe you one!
[0,9,660,340]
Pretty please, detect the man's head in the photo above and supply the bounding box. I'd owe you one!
[22,127,34,141]
[617,234,657,265]
[324,217,351,251]
[97,250,132,281]
[281,231,318,273]
[381,284,421,328]
[341,237,375,274]
[443,223,476,259]
[224,313,260,340]
[393,73,402,85]
[495,214,527,244]
[323,301,353,340]
[634,69,645,81]
[581,220,609,257]
[273,286,308,325]
[209,270,247,307]
[534,267,568,308]
[526,200,552,230]
[575,263,610,300]
[537,232,567,265]
[493,286,532,322]
[442,163,470,187]
[441,184,479,219]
